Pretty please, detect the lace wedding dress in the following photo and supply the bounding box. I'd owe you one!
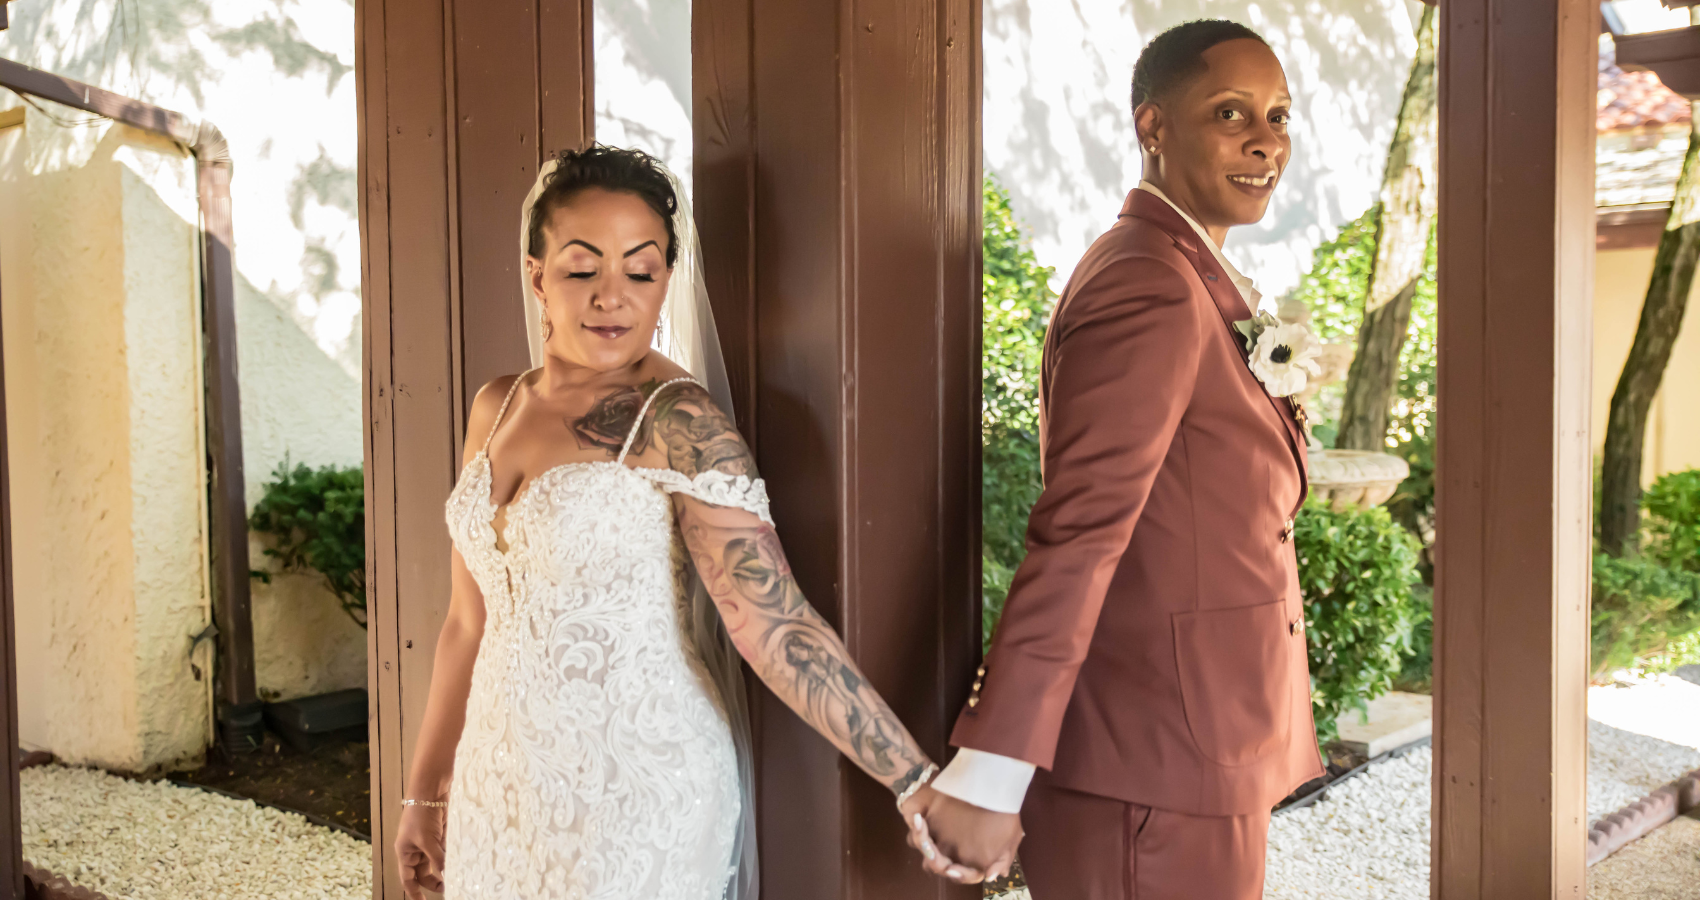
[442,376,770,900]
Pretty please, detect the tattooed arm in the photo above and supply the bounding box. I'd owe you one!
[650,384,936,798]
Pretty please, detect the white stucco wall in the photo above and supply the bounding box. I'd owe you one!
[1,0,365,725]
[1,110,212,772]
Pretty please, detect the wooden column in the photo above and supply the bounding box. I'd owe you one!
[694,0,981,897]
[356,0,592,894]
[0,230,20,900]
[1433,0,1594,896]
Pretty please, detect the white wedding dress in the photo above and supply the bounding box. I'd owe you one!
[442,376,770,900]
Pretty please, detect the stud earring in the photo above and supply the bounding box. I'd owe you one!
[540,308,553,341]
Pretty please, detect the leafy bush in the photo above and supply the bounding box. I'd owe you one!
[1294,498,1425,743]
[981,175,1056,649]
[1589,468,1700,675]
[1643,468,1700,573]
[1287,206,1438,547]
[250,461,367,629]
[1591,551,1700,677]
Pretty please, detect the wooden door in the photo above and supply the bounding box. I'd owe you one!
[356,1,593,894]
[694,0,982,896]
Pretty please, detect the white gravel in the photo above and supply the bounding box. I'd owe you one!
[1263,675,1700,900]
[1264,747,1433,900]
[1585,718,1700,825]
[22,764,370,900]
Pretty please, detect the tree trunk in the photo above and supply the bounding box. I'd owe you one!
[1598,119,1700,555]
[1337,6,1439,451]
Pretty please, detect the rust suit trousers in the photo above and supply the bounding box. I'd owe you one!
[1019,770,1270,900]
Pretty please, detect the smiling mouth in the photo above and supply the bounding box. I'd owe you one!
[583,325,631,339]
[1229,173,1277,188]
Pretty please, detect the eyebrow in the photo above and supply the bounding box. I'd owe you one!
[623,240,659,258]
[562,239,602,256]
[1209,88,1293,104]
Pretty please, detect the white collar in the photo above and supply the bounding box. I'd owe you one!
[1138,180,1265,314]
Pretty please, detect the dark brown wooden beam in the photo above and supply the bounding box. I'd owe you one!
[1434,0,1594,895]
[0,206,21,900]
[694,0,980,896]
[1614,25,1700,97]
[0,57,256,719]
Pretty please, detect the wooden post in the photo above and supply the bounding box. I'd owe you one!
[0,223,21,900]
[356,0,593,894]
[1433,0,1594,896]
[694,0,981,896]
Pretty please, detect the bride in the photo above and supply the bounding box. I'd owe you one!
[392,145,965,899]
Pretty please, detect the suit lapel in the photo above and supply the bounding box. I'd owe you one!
[1121,190,1310,510]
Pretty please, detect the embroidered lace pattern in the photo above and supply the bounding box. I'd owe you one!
[441,376,769,900]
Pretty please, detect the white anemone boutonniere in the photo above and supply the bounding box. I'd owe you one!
[1233,312,1322,398]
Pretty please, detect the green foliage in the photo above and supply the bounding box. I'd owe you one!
[1591,551,1700,677]
[1294,498,1425,743]
[1589,468,1700,675]
[1643,468,1700,573]
[249,461,367,629]
[1288,206,1439,553]
[980,175,1057,649]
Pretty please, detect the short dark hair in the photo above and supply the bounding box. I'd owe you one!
[1129,20,1268,118]
[526,144,679,266]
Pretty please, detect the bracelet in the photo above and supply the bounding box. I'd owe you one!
[894,763,939,811]
[402,798,448,808]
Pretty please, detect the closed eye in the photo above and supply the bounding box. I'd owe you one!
[628,273,656,283]
[567,271,596,280]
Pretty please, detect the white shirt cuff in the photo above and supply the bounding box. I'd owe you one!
[930,748,1036,814]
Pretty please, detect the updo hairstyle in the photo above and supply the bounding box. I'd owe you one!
[525,144,679,267]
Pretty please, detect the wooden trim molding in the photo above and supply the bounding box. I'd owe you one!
[1433,0,1595,895]
[1597,204,1670,250]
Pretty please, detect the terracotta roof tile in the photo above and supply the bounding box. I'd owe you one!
[1600,38,1693,132]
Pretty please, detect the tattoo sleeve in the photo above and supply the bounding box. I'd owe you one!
[658,389,933,794]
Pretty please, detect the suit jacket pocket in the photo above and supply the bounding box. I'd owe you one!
[1172,599,1292,767]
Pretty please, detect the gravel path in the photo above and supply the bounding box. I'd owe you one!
[1264,747,1432,900]
[23,764,370,900]
[1587,813,1700,900]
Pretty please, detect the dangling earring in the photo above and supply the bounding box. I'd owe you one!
[540,307,553,341]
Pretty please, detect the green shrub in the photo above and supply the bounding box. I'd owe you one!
[1294,498,1425,743]
[250,461,367,629]
[1643,468,1700,573]
[1591,550,1700,677]
[1287,206,1438,544]
[981,175,1056,650]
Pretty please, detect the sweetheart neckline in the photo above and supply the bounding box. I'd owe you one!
[465,452,682,554]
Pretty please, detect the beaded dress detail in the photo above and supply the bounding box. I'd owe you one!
[442,376,771,900]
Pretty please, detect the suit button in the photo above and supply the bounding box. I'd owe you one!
[976,665,987,677]
[1279,517,1295,542]
[968,696,980,708]
[1289,619,1304,636]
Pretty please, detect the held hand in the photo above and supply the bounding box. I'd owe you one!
[394,805,447,899]
[901,784,1022,883]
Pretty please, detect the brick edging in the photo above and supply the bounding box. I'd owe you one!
[1586,767,1700,866]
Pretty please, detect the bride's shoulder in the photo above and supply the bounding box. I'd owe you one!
[464,372,526,444]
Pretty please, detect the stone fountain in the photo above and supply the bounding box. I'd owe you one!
[1279,296,1411,511]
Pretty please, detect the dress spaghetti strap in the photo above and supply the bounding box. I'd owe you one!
[617,377,700,465]
[482,369,533,453]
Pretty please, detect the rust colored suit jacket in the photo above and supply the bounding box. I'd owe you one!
[952,189,1324,817]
